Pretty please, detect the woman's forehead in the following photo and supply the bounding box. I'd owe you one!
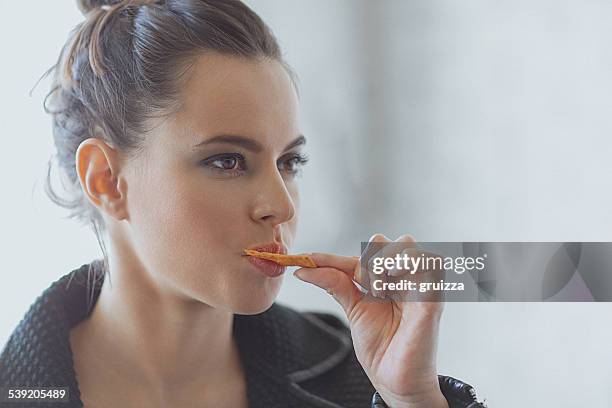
[173,53,299,138]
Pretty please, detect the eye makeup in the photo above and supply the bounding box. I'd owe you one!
[198,150,309,178]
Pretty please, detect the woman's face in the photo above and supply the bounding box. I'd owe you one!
[122,54,304,314]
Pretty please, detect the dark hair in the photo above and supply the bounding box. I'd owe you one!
[43,0,295,292]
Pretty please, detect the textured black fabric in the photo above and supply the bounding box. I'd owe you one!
[0,262,374,407]
[372,376,488,408]
[0,261,484,408]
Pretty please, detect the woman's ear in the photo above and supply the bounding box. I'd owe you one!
[75,137,128,221]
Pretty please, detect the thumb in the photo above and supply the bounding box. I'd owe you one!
[294,267,363,318]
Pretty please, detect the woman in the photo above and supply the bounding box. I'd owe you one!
[0,1,485,407]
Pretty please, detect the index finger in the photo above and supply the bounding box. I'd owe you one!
[308,252,359,276]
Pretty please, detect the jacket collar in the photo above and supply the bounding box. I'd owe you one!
[1,262,353,407]
[233,296,354,407]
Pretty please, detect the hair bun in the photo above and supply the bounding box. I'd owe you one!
[77,0,115,15]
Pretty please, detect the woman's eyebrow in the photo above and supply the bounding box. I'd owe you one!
[283,134,306,152]
[192,134,306,152]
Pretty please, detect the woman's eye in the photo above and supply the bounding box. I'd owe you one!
[201,153,246,175]
[279,153,309,176]
[214,156,238,170]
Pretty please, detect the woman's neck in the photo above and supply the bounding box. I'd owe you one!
[70,241,245,401]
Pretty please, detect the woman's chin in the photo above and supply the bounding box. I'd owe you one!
[230,296,276,315]
[225,272,284,314]
[183,269,284,314]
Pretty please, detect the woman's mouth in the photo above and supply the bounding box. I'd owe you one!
[244,242,288,278]
[246,256,287,277]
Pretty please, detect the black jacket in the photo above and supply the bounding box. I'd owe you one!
[0,262,486,407]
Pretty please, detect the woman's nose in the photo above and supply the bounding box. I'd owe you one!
[250,170,296,226]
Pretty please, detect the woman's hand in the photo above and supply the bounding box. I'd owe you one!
[294,233,449,408]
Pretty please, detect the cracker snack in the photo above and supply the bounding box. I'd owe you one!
[243,249,317,268]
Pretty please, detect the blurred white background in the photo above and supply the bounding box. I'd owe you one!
[1,1,612,406]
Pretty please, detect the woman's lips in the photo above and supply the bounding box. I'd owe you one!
[246,255,286,277]
[247,242,288,255]
[244,241,288,277]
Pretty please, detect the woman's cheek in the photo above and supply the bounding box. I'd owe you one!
[170,181,248,261]
[165,186,220,247]
[130,176,201,266]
